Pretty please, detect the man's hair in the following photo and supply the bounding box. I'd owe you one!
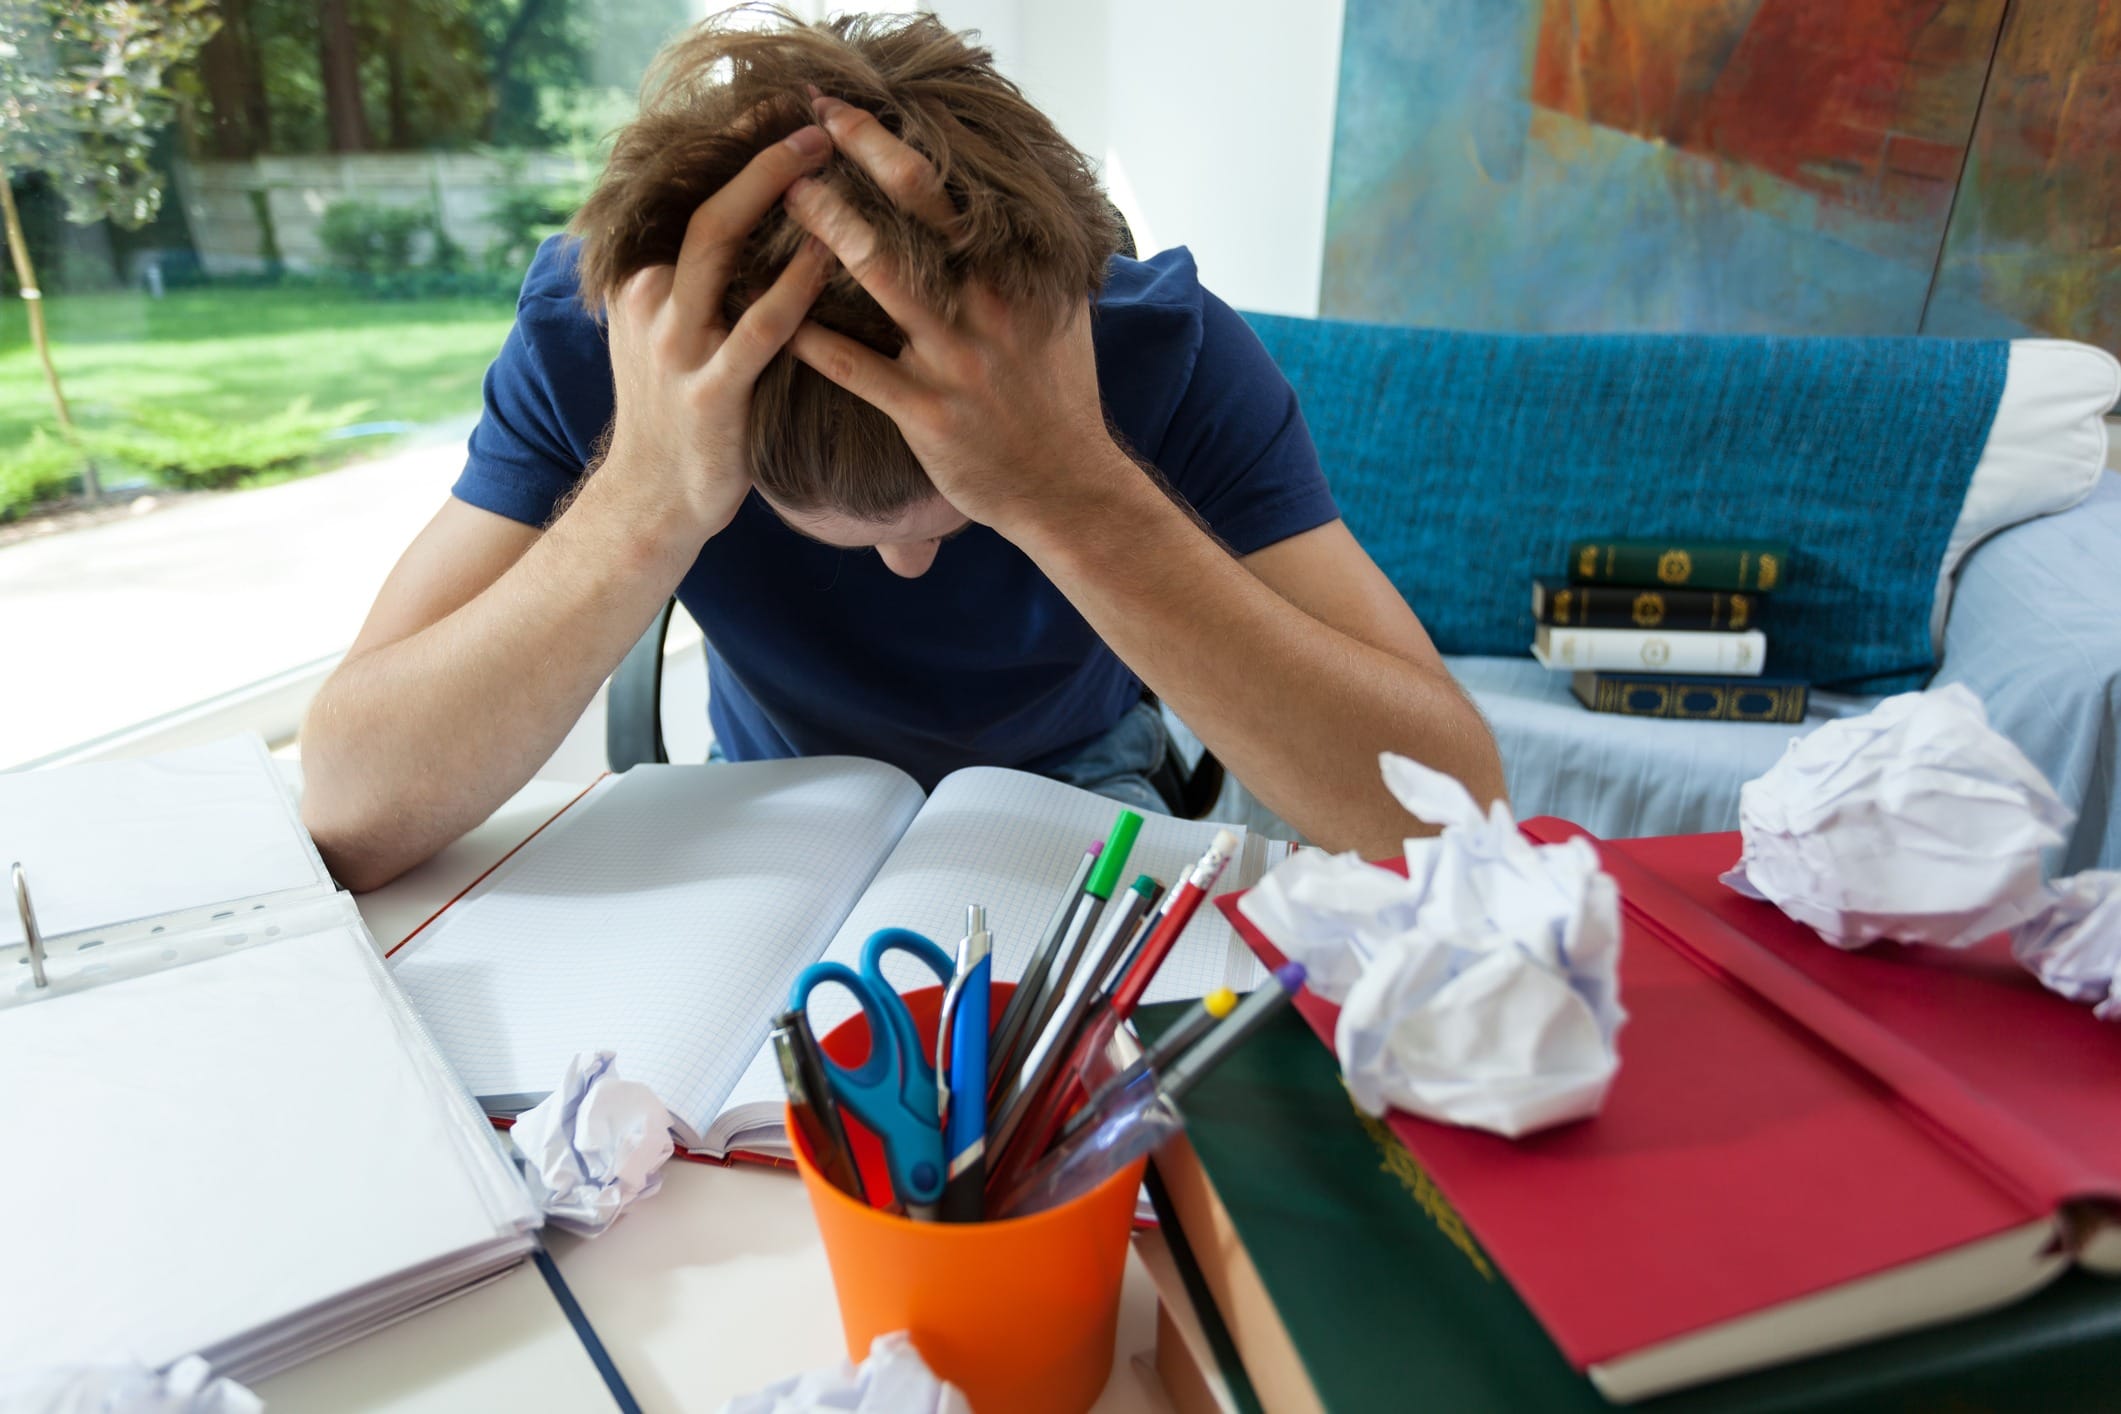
[571,5,1122,521]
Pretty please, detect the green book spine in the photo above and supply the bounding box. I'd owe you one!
[1139,1003,2121,1414]
[1570,672,1809,724]
[1566,539,1790,592]
[1533,578,1762,632]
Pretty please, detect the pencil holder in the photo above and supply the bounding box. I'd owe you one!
[790,982,1147,1414]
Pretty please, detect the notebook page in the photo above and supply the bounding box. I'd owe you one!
[392,758,924,1142]
[718,767,1273,1129]
[0,916,528,1375]
[0,734,330,949]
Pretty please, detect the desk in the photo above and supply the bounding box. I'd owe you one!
[255,780,1173,1413]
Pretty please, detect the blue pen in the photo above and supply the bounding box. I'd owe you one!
[939,905,992,1222]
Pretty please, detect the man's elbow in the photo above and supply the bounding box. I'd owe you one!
[304,792,419,894]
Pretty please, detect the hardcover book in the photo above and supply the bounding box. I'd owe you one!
[1572,671,1808,723]
[1568,539,1789,592]
[1533,578,1760,632]
[1532,625,1766,676]
[1138,1003,2121,1413]
[1222,828,2121,1402]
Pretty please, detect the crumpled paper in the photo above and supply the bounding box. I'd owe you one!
[718,1332,971,1414]
[1722,684,2121,1018]
[510,1050,675,1237]
[0,1357,259,1414]
[1239,753,1624,1138]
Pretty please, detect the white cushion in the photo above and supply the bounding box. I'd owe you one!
[1933,339,2120,649]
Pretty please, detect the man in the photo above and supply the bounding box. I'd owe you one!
[300,10,1503,891]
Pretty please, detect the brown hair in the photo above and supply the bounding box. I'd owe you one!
[570,4,1122,520]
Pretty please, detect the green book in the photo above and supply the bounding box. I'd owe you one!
[1137,1002,2121,1413]
[1567,539,1790,592]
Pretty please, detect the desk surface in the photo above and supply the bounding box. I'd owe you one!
[254,779,1172,1413]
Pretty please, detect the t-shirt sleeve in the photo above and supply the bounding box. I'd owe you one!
[1157,286,1341,558]
[452,236,613,528]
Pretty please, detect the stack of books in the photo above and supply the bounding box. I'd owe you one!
[1530,538,1807,724]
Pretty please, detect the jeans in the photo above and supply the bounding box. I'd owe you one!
[1034,699,1172,814]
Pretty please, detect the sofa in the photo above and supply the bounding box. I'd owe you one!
[1241,317,2121,873]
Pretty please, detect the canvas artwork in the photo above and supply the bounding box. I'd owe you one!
[1323,0,2119,349]
[1925,0,2121,349]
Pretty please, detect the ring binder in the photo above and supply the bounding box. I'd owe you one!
[11,861,47,989]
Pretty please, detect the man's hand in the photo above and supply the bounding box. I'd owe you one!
[603,123,838,540]
[784,96,1125,532]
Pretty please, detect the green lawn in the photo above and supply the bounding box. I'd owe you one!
[1,285,520,505]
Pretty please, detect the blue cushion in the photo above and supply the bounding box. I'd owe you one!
[1934,471,2121,874]
[1244,315,2008,692]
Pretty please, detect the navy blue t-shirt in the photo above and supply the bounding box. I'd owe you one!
[453,236,1339,788]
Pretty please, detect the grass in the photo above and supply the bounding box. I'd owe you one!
[0,284,519,508]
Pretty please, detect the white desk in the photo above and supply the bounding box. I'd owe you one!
[255,781,1173,1413]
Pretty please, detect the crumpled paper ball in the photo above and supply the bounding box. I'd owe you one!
[511,1050,675,1237]
[718,1332,971,1414]
[1723,683,2120,1017]
[0,1357,259,1414]
[1239,753,1624,1138]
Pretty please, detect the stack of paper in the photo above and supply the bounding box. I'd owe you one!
[0,738,539,1384]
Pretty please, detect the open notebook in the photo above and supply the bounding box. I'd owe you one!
[389,757,1291,1158]
[0,736,539,1384]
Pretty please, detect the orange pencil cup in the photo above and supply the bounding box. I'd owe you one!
[789,982,1147,1414]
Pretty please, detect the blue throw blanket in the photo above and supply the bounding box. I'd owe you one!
[1243,315,2007,691]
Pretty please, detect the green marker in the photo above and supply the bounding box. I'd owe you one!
[1083,809,1143,901]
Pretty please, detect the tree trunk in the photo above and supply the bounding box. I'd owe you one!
[196,9,259,158]
[319,0,371,153]
[0,158,99,501]
[484,0,556,141]
[382,0,414,151]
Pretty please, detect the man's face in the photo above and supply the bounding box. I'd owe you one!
[762,491,972,579]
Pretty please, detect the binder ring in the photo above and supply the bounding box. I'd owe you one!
[12,862,47,989]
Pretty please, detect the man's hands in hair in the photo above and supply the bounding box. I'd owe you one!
[785,96,1130,534]
[602,124,837,541]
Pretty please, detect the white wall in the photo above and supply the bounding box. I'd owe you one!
[934,0,1348,317]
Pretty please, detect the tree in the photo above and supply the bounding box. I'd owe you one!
[1,0,219,500]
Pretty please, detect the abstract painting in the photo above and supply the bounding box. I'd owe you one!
[1322,0,2119,349]
[1924,0,2121,348]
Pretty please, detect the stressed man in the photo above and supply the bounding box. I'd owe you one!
[299,10,1503,891]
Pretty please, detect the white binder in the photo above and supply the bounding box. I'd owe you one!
[0,736,539,1384]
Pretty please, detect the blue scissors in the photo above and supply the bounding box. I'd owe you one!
[789,927,956,1215]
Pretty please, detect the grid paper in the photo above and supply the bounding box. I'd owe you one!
[391,758,924,1143]
[718,767,1275,1127]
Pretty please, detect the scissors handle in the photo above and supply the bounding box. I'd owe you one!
[787,929,957,1213]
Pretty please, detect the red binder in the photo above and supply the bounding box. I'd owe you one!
[1217,822,2121,1402]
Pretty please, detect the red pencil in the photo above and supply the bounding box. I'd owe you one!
[1107,828,1240,1020]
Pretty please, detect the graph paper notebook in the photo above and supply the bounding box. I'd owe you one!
[389,757,1291,1159]
[0,736,540,1385]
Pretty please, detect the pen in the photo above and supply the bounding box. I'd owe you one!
[1157,963,1308,1102]
[770,1008,867,1206]
[988,873,1158,1165]
[988,839,1100,1092]
[1107,828,1239,1021]
[940,906,991,1222]
[988,810,1142,1125]
[1057,987,1237,1143]
[993,963,1307,1219]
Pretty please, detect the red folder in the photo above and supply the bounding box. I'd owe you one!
[1217,822,2121,1402]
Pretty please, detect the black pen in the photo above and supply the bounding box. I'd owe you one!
[771,1008,866,1206]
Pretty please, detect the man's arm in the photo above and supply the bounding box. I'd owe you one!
[300,126,837,891]
[785,96,1503,858]
[1007,475,1504,858]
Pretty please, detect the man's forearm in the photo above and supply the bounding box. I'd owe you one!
[1005,450,1504,858]
[301,471,703,891]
